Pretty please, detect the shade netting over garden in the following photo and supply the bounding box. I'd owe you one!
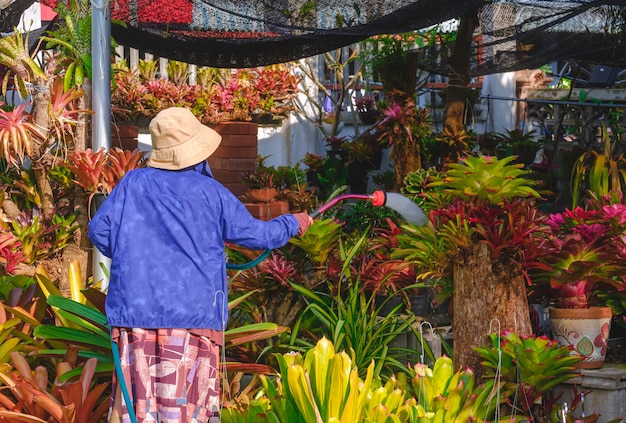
[6,0,626,74]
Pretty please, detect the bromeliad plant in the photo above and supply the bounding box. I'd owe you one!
[528,193,626,309]
[394,155,550,284]
[223,337,413,423]
[64,147,147,194]
[409,355,500,422]
[393,155,552,373]
[474,330,581,420]
[375,101,431,187]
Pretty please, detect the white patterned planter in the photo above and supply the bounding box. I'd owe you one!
[549,306,612,369]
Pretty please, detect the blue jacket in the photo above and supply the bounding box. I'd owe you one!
[88,162,299,330]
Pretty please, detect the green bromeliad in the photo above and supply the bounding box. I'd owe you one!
[221,338,502,423]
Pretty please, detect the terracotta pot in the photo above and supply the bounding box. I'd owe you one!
[549,306,612,369]
[247,188,277,203]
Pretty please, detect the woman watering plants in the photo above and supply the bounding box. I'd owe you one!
[88,107,312,423]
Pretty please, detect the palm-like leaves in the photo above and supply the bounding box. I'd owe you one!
[42,0,93,89]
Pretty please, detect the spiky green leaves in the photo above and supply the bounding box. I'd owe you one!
[429,155,542,204]
[0,29,47,98]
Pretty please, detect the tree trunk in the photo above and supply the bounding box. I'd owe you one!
[391,139,421,188]
[263,290,306,328]
[375,51,420,105]
[453,243,532,379]
[75,78,90,151]
[31,77,55,219]
[31,76,90,294]
[376,51,422,186]
[442,9,478,164]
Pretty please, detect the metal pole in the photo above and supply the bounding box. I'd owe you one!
[91,0,112,291]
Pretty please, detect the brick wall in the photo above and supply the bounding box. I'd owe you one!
[208,122,258,197]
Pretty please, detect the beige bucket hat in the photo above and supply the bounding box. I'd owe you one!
[147,107,222,170]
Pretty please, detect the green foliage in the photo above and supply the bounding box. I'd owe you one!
[409,356,500,422]
[316,156,348,200]
[393,155,550,284]
[429,155,542,204]
[289,218,342,264]
[223,340,499,423]
[43,0,94,88]
[223,337,411,423]
[435,128,475,164]
[474,331,582,420]
[339,200,401,233]
[571,123,626,207]
[10,210,79,265]
[495,128,542,165]
[401,167,446,213]
[289,281,421,380]
[242,155,276,190]
[0,29,47,98]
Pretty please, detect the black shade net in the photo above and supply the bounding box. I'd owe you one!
[7,0,626,74]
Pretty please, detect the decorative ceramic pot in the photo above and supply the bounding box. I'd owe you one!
[247,188,277,203]
[549,306,612,369]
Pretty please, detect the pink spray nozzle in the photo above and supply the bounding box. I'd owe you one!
[370,191,386,207]
[309,191,426,226]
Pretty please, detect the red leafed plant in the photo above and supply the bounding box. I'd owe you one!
[64,148,109,193]
[0,102,47,166]
[529,193,626,308]
[0,232,25,273]
[65,147,147,194]
[47,78,93,146]
[0,351,110,423]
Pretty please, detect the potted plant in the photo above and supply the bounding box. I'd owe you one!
[494,128,542,167]
[354,95,380,125]
[529,193,626,368]
[324,135,347,162]
[340,135,385,193]
[241,156,278,203]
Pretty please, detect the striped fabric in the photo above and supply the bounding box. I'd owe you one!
[109,328,221,423]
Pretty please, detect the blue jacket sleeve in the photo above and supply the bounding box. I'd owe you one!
[87,183,124,258]
[219,188,300,250]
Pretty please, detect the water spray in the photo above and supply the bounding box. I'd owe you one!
[226,190,427,270]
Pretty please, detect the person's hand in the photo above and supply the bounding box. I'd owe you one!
[293,213,313,236]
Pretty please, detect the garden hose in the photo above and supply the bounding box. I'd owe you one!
[113,190,425,422]
[225,190,426,270]
[111,340,138,423]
